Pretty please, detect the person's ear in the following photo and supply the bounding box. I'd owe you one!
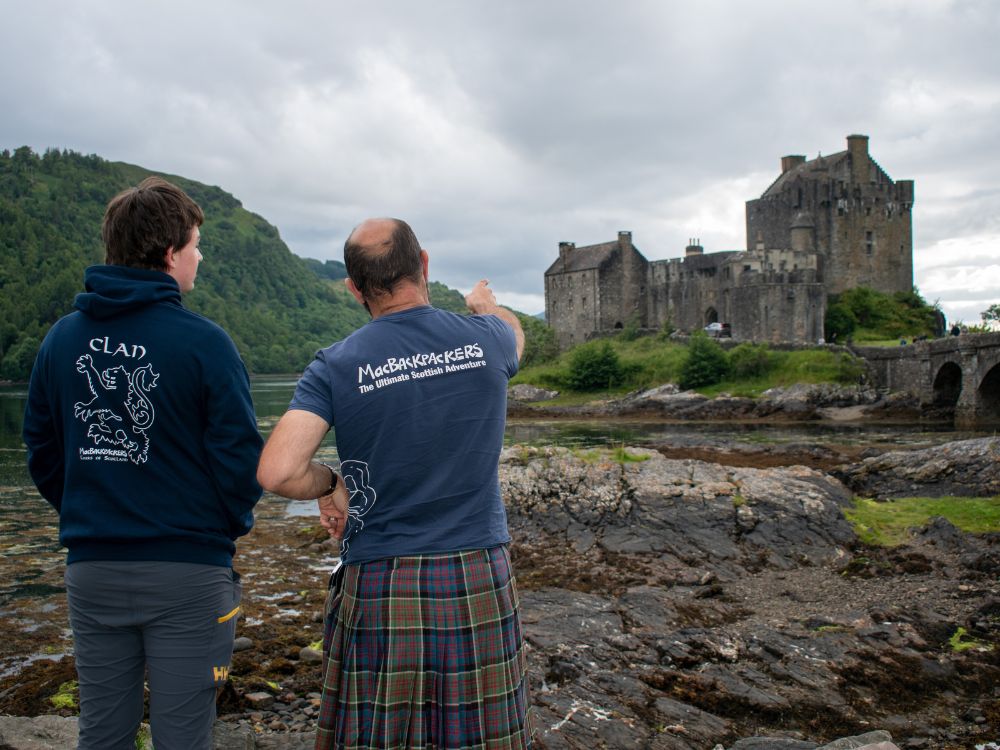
[345,278,366,306]
[420,249,429,281]
[164,246,177,270]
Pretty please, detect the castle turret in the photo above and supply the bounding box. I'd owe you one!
[847,134,870,184]
[789,212,815,252]
[781,155,806,173]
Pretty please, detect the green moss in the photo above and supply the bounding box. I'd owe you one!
[49,680,78,710]
[611,445,650,463]
[844,496,1000,547]
[949,626,992,653]
[573,446,650,465]
[732,494,746,508]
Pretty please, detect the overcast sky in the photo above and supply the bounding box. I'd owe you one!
[2,0,998,324]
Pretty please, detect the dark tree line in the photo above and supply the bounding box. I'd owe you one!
[0,147,371,379]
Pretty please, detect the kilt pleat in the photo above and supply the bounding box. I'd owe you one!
[316,546,531,750]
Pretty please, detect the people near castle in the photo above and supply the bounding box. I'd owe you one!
[951,324,962,336]
[22,177,264,750]
[256,217,531,749]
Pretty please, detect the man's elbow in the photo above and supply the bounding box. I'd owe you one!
[256,460,288,494]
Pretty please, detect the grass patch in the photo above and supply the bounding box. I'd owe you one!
[512,335,865,403]
[844,496,1000,546]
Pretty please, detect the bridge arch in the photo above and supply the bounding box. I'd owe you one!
[931,361,962,408]
[976,360,1000,423]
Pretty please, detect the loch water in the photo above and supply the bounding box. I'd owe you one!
[0,375,988,607]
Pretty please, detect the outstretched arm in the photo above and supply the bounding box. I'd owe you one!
[465,279,525,361]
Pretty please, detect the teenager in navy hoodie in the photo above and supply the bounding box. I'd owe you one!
[22,176,263,750]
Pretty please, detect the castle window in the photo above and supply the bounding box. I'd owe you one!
[865,231,874,255]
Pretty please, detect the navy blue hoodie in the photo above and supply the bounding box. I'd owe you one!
[23,265,263,567]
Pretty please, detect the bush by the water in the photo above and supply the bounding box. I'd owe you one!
[566,340,624,391]
[727,342,775,380]
[679,331,729,389]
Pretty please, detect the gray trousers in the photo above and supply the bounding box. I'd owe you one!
[65,560,242,750]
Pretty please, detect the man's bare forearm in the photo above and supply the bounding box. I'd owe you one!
[465,280,525,360]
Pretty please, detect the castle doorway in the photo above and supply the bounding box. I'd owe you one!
[705,308,719,325]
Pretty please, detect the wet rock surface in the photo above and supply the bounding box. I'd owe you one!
[833,436,1000,498]
[1,441,998,749]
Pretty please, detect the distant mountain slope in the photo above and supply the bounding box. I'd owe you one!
[0,147,365,378]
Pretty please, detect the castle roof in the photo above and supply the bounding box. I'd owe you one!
[760,150,849,197]
[544,241,620,275]
[759,148,894,198]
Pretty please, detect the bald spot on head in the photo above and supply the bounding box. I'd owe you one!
[347,218,397,257]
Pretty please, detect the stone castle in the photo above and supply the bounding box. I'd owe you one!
[544,134,914,347]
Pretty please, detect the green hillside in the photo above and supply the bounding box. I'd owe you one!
[0,147,379,378]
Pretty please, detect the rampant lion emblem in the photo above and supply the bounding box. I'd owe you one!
[340,459,377,554]
[74,354,159,464]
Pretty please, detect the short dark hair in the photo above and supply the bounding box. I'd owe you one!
[102,176,204,269]
[343,219,423,300]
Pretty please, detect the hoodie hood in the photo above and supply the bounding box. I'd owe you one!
[74,265,182,320]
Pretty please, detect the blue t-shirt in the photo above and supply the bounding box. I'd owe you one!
[289,305,518,564]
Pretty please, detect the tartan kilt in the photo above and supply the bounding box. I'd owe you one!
[316,545,531,750]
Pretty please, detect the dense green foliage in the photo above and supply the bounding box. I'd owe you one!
[727,342,775,380]
[566,340,624,390]
[679,331,729,389]
[824,286,941,343]
[511,334,866,397]
[427,281,468,314]
[0,147,375,378]
[516,313,559,368]
[302,257,347,281]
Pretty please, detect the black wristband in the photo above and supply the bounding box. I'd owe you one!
[320,463,338,494]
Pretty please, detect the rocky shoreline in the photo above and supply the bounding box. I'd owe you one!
[1,435,998,749]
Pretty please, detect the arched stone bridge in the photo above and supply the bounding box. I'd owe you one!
[854,332,1000,427]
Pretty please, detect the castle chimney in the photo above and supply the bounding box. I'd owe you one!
[781,155,806,173]
[685,238,703,256]
[847,134,870,184]
[618,231,632,247]
[558,241,575,263]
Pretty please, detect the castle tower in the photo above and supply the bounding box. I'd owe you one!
[745,134,913,296]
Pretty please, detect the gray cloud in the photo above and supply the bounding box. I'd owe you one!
[2,0,998,320]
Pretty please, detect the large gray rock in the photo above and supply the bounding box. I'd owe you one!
[508,384,560,402]
[833,437,1000,498]
[500,446,855,576]
[0,715,78,750]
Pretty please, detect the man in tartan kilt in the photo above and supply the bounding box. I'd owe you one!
[258,217,531,749]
